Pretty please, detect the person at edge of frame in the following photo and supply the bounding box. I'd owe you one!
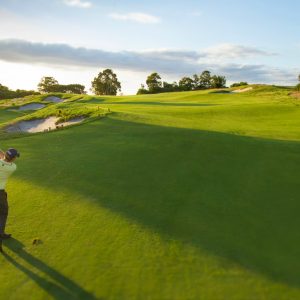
[0,148,20,240]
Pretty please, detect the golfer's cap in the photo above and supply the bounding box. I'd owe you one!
[6,148,20,159]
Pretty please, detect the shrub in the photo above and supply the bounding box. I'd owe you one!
[230,82,248,88]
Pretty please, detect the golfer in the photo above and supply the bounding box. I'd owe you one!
[0,148,20,239]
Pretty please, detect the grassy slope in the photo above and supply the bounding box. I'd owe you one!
[0,86,300,299]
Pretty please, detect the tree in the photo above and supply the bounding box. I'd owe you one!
[146,73,162,93]
[0,84,39,99]
[0,84,12,99]
[296,75,300,91]
[69,84,86,94]
[171,81,179,90]
[178,77,194,91]
[14,89,39,98]
[37,77,86,94]
[211,75,226,88]
[91,69,121,95]
[161,81,174,92]
[192,74,200,90]
[37,77,59,93]
[137,71,227,94]
[198,70,212,89]
[193,71,212,89]
[60,84,86,94]
[137,84,149,95]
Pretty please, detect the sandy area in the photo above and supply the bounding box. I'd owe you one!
[290,92,300,99]
[18,103,46,111]
[6,116,84,133]
[44,96,63,103]
[62,117,85,126]
[232,87,253,93]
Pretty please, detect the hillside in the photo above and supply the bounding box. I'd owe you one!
[0,85,300,300]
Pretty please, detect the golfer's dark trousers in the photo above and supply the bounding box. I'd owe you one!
[0,190,8,235]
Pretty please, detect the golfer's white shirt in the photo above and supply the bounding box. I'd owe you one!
[0,160,16,189]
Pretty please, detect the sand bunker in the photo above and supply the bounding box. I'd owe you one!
[18,103,46,111]
[44,96,63,103]
[62,117,85,126]
[232,87,253,93]
[6,116,84,133]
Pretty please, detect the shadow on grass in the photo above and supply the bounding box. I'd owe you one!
[2,238,97,300]
[77,98,106,104]
[209,90,232,94]
[11,117,300,289]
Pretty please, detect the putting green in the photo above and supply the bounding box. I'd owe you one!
[0,85,300,300]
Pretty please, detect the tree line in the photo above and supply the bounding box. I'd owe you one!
[0,84,40,100]
[1,70,300,100]
[37,69,121,96]
[5,69,227,99]
[137,71,226,94]
[0,70,121,99]
[37,77,86,94]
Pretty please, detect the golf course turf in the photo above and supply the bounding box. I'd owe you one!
[0,85,300,299]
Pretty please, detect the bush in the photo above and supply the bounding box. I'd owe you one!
[137,88,150,95]
[295,83,300,92]
[230,82,248,88]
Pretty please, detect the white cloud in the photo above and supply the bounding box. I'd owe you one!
[0,39,297,87]
[139,49,199,62]
[109,12,160,24]
[202,44,277,61]
[63,0,92,8]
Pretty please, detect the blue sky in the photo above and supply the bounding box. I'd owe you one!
[0,0,299,94]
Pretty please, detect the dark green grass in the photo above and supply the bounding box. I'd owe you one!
[0,108,28,123]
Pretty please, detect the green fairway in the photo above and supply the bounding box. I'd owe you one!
[1,86,300,299]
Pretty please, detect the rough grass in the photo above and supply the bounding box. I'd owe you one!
[0,85,300,299]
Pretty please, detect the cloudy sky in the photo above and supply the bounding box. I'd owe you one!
[0,0,299,94]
